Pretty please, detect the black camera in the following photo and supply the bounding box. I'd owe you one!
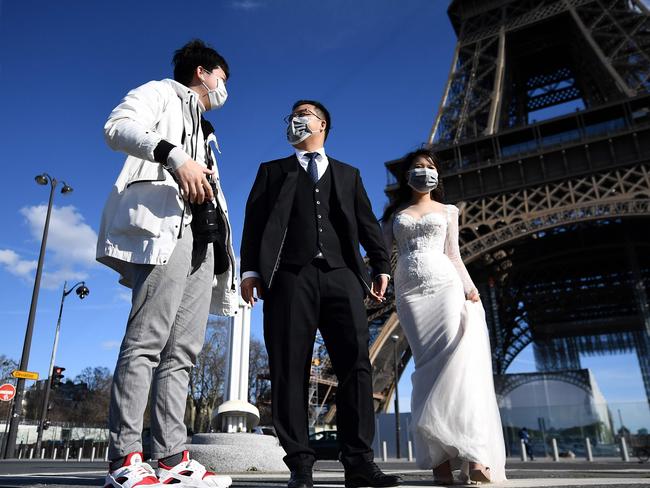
[191,179,223,244]
[190,178,230,274]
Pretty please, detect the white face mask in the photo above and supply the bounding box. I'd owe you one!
[201,75,228,111]
[407,167,439,193]
[286,115,315,145]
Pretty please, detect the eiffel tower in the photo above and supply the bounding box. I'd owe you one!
[310,0,650,424]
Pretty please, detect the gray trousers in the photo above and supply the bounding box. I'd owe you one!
[108,227,213,460]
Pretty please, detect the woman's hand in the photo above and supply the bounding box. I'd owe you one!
[467,289,480,302]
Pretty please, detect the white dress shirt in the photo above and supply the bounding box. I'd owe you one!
[295,147,328,181]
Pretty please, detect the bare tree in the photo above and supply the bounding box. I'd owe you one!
[0,355,17,382]
[70,367,112,424]
[248,338,272,425]
[20,366,113,426]
[0,355,18,418]
[187,316,229,433]
[186,318,272,433]
[76,367,112,392]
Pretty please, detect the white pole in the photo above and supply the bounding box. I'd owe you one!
[17,448,23,460]
[52,447,57,460]
[217,300,260,434]
[91,445,96,462]
[520,439,528,461]
[40,447,45,459]
[104,446,109,461]
[585,437,593,462]
[225,312,243,401]
[407,440,413,462]
[65,446,70,461]
[238,305,252,402]
[620,437,630,462]
[382,441,388,462]
[28,447,34,459]
[77,447,83,462]
[551,438,559,461]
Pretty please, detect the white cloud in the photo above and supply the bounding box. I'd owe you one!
[101,340,121,350]
[117,291,131,303]
[20,205,97,268]
[230,0,263,10]
[0,249,37,278]
[41,268,89,290]
[0,205,98,289]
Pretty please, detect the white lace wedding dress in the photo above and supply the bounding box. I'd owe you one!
[384,205,506,482]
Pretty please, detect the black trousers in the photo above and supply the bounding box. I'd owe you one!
[263,260,375,470]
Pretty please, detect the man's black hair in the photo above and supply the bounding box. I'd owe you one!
[173,39,229,87]
[292,100,331,140]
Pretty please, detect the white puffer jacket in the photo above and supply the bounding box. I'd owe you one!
[96,78,238,317]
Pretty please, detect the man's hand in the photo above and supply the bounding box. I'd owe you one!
[241,277,264,307]
[370,274,389,303]
[175,158,215,204]
[467,289,480,302]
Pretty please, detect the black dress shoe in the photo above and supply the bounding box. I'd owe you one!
[344,461,402,488]
[288,468,314,488]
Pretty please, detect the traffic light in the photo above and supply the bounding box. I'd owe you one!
[50,365,65,389]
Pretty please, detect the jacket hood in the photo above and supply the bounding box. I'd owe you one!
[163,78,205,113]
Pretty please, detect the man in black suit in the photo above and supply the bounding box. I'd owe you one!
[240,101,401,488]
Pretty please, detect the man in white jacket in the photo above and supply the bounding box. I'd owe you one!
[97,39,238,488]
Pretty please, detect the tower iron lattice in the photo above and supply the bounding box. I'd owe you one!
[312,0,650,420]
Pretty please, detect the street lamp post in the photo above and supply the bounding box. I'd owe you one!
[35,281,89,452]
[4,174,72,459]
[391,334,401,459]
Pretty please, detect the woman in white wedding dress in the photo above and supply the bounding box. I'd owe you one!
[382,149,506,485]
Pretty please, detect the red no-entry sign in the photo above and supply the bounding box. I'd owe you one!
[0,383,16,402]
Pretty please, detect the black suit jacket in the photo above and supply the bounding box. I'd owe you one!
[240,155,390,292]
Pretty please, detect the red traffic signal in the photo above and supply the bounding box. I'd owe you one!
[50,365,65,389]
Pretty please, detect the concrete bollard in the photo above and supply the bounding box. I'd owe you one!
[620,437,630,462]
[28,447,34,459]
[585,437,593,462]
[65,447,70,462]
[382,441,388,462]
[551,438,559,461]
[91,446,96,462]
[40,448,45,459]
[78,447,83,462]
[520,439,528,461]
[52,447,57,460]
[407,440,413,462]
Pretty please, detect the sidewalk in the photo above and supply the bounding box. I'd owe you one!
[0,458,648,487]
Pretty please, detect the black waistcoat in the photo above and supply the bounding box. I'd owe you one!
[281,165,348,268]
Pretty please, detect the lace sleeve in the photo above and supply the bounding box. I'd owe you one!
[444,205,477,297]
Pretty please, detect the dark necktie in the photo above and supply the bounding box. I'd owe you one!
[305,152,319,183]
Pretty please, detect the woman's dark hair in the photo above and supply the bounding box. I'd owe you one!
[173,39,229,86]
[292,99,331,140]
[381,148,445,222]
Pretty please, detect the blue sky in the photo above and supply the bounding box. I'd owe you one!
[0,0,647,416]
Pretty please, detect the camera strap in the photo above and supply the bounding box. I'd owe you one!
[201,117,215,172]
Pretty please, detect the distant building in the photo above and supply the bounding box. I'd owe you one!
[496,369,614,456]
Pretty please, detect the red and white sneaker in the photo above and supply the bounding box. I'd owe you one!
[156,450,232,488]
[104,452,163,487]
